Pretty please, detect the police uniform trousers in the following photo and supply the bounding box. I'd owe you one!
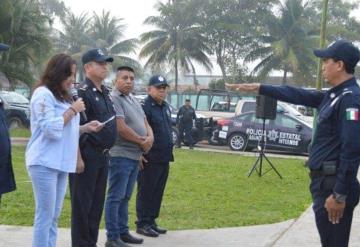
[0,108,16,200]
[136,161,169,227]
[310,173,360,247]
[179,122,194,146]
[69,146,109,247]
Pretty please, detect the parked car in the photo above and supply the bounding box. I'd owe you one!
[0,91,30,129]
[235,99,314,124]
[212,111,312,154]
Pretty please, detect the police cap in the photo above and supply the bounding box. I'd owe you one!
[314,39,360,69]
[148,75,169,87]
[82,48,114,65]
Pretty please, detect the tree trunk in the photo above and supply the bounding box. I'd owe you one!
[282,68,288,85]
[175,59,178,92]
[216,40,227,81]
[190,61,198,88]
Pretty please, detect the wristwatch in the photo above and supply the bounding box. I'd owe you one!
[333,192,347,203]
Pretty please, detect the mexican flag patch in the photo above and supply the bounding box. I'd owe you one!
[346,108,359,121]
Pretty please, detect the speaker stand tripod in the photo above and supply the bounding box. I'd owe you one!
[247,118,282,179]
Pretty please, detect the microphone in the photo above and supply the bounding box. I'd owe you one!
[70,88,88,122]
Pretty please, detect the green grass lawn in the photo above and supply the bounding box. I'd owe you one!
[10,128,31,138]
[0,146,311,230]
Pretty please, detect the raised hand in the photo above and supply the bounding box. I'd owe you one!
[225,83,260,93]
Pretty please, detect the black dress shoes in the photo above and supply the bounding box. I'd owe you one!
[105,238,130,247]
[136,225,159,237]
[120,232,144,244]
[151,224,167,234]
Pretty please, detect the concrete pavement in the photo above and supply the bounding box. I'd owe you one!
[1,204,360,246]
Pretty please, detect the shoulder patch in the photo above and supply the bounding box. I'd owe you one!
[346,108,359,121]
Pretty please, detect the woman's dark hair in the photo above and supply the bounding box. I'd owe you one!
[38,54,77,102]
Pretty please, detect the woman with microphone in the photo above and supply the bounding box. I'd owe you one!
[26,54,103,247]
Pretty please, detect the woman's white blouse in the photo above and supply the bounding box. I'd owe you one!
[26,86,80,173]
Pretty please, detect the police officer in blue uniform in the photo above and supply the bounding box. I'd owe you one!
[136,75,174,237]
[0,43,16,204]
[176,99,196,148]
[69,48,117,247]
[227,39,360,247]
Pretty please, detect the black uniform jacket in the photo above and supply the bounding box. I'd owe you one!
[0,98,16,195]
[77,78,117,165]
[142,96,174,163]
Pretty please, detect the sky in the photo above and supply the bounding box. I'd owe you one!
[58,0,222,75]
[59,0,360,77]
[60,0,161,39]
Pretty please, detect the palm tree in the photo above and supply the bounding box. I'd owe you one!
[0,0,52,87]
[56,12,92,55]
[90,10,140,72]
[53,11,92,80]
[245,0,317,85]
[139,1,212,91]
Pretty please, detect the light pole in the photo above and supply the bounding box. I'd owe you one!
[312,0,329,139]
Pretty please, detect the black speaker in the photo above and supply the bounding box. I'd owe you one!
[255,95,277,120]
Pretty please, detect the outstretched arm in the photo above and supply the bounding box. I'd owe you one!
[225,83,325,108]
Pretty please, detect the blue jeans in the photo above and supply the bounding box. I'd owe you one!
[105,157,139,240]
[28,165,68,247]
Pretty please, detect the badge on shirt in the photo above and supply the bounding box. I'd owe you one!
[346,108,359,121]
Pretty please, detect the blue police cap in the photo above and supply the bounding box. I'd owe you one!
[82,48,114,65]
[148,75,169,87]
[314,39,360,68]
[0,43,10,51]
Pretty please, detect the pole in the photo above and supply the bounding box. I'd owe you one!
[312,0,329,140]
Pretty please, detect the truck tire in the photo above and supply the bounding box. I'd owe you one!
[228,133,247,151]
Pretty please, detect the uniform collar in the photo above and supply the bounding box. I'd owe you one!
[147,95,166,106]
[328,77,357,96]
[84,77,108,94]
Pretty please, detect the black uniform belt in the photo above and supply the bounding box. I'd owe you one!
[309,169,356,178]
[87,143,109,154]
[94,146,110,154]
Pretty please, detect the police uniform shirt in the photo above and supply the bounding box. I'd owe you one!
[177,105,196,124]
[259,77,360,195]
[78,78,117,159]
[142,95,174,163]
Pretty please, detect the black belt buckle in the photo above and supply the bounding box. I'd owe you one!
[321,160,337,176]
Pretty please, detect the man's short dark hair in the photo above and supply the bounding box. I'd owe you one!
[185,99,191,102]
[332,58,355,74]
[117,66,134,73]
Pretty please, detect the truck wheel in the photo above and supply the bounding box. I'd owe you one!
[228,133,247,151]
